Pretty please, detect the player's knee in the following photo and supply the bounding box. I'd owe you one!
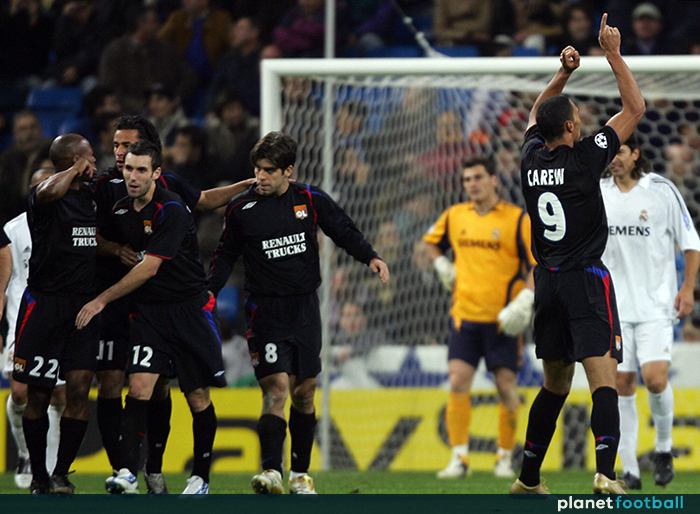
[645,376,668,394]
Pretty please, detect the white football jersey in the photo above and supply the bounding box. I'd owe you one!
[3,212,31,350]
[601,173,700,322]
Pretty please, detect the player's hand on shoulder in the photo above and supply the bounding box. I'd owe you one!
[433,255,455,292]
[560,46,580,74]
[370,257,390,284]
[497,288,535,336]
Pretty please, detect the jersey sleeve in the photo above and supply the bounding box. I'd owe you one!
[423,208,451,253]
[162,174,202,211]
[667,180,700,252]
[576,126,620,176]
[518,212,537,268]
[145,201,190,260]
[208,203,244,296]
[310,186,378,265]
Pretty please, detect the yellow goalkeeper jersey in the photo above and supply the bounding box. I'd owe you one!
[423,200,535,324]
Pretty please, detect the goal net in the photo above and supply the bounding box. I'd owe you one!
[260,56,700,472]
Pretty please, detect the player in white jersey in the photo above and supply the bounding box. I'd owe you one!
[2,168,66,489]
[601,134,700,490]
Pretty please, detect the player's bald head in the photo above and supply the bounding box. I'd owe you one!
[49,134,90,171]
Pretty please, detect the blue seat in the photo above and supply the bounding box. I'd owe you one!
[433,45,480,57]
[26,87,83,137]
[365,45,422,58]
[511,46,541,57]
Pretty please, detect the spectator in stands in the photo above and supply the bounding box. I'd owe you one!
[59,85,123,148]
[158,0,233,86]
[331,301,384,390]
[99,5,198,115]
[496,0,562,56]
[168,125,224,193]
[433,0,492,53]
[0,0,54,92]
[205,90,259,183]
[271,0,348,58]
[346,0,398,56]
[623,3,672,55]
[43,0,110,91]
[0,110,52,224]
[663,139,695,187]
[146,84,191,150]
[548,3,600,56]
[204,16,264,117]
[93,112,121,171]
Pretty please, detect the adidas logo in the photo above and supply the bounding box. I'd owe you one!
[242,202,257,210]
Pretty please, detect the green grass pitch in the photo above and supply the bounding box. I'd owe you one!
[0,470,698,494]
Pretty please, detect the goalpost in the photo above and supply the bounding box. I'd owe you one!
[260,55,700,472]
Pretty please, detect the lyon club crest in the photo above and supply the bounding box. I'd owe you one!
[294,205,308,219]
[143,220,153,235]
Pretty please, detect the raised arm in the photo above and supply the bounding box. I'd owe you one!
[527,46,580,130]
[196,178,256,211]
[599,13,646,143]
[35,157,94,204]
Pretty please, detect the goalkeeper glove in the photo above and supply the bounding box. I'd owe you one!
[433,255,456,292]
[497,288,534,336]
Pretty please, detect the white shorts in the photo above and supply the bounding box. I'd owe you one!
[617,319,673,373]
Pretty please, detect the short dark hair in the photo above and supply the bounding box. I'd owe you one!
[250,131,297,170]
[126,140,162,170]
[463,156,496,175]
[536,95,574,142]
[115,115,162,153]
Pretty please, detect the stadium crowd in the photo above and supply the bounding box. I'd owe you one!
[1,0,700,495]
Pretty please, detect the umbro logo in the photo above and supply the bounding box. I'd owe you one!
[110,178,124,184]
[215,370,225,377]
[596,444,609,450]
[594,133,608,148]
[115,209,128,215]
[242,202,257,210]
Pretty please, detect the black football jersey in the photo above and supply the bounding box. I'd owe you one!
[26,186,97,294]
[92,168,202,287]
[521,125,620,271]
[109,187,206,303]
[209,182,378,297]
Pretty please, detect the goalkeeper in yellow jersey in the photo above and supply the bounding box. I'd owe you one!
[424,156,535,478]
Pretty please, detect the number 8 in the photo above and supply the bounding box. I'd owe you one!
[537,192,566,242]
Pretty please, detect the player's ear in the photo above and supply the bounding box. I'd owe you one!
[154,166,162,179]
[565,119,574,134]
[284,165,294,178]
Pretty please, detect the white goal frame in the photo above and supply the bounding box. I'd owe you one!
[260,54,700,470]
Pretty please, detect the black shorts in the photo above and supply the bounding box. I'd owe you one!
[129,292,227,394]
[533,264,623,364]
[13,288,99,387]
[245,292,322,381]
[96,296,132,372]
[448,320,519,372]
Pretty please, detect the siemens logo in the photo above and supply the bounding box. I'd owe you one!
[458,239,501,250]
[608,226,651,236]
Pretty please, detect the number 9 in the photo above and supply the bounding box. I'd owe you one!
[537,192,566,242]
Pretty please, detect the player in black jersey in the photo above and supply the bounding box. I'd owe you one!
[76,141,225,494]
[91,115,253,492]
[209,132,390,494]
[510,14,645,496]
[13,134,99,494]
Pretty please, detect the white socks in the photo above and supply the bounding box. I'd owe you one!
[46,404,66,473]
[6,395,29,458]
[618,394,640,477]
[649,384,674,453]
